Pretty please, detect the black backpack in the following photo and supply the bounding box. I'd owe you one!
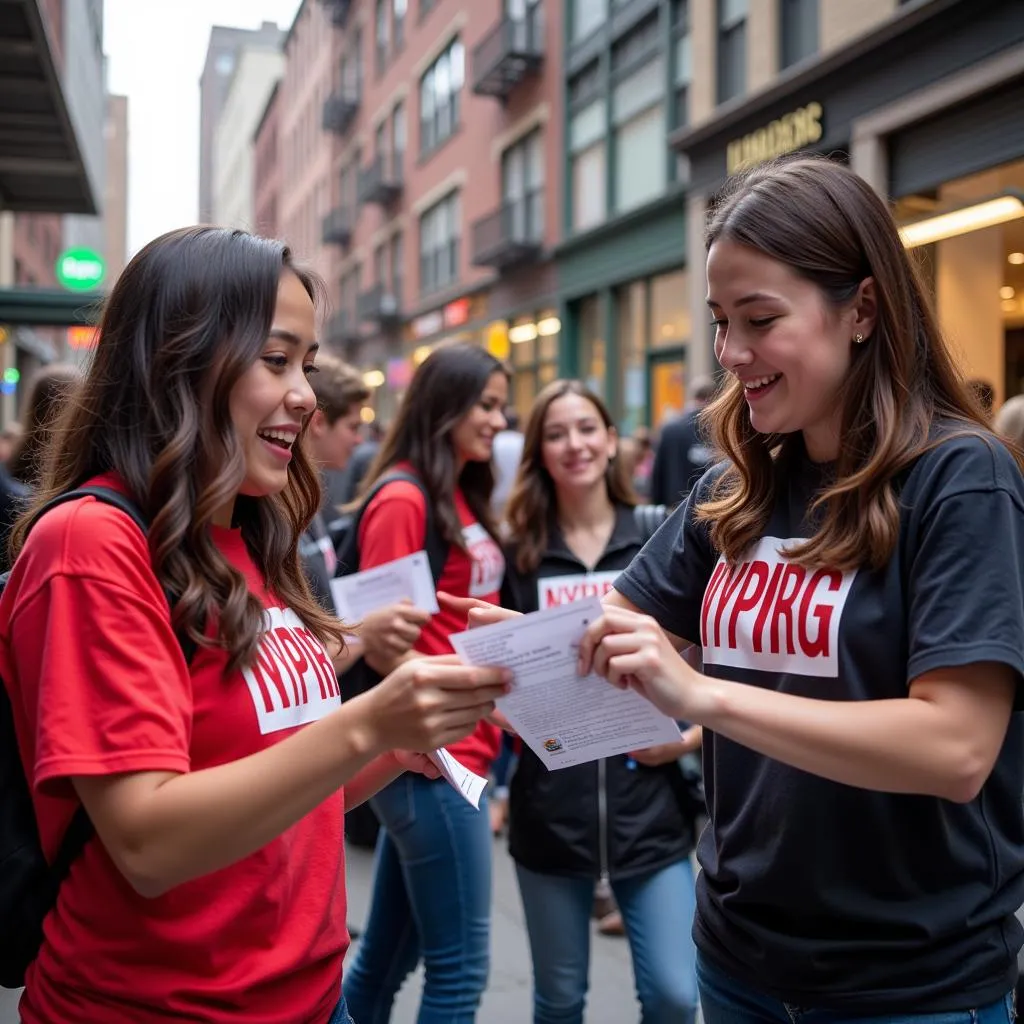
[633,503,668,544]
[327,471,449,700]
[0,486,195,989]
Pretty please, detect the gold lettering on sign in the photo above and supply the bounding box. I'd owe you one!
[725,102,824,176]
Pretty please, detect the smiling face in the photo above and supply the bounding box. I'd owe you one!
[707,238,876,462]
[227,271,319,511]
[450,370,509,466]
[540,391,617,496]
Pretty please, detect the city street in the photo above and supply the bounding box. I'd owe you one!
[0,836,649,1023]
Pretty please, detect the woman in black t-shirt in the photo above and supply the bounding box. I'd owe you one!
[572,157,1024,1021]
[501,380,698,1024]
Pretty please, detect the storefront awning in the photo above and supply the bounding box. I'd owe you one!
[0,0,97,213]
[0,286,103,327]
[668,0,1023,192]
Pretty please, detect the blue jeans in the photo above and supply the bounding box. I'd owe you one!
[696,952,1016,1023]
[329,993,356,1024]
[342,774,492,1024]
[491,732,518,797]
[515,860,698,1024]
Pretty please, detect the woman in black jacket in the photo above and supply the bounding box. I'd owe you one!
[501,379,699,1024]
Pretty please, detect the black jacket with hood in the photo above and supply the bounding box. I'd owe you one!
[500,503,697,880]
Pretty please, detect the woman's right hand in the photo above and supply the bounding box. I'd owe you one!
[362,654,511,752]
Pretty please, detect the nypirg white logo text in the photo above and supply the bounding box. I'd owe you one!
[700,536,855,677]
[241,607,341,734]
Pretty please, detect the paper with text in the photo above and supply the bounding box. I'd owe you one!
[450,598,681,770]
[329,552,440,623]
[428,748,488,809]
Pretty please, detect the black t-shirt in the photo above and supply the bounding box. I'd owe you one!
[615,430,1024,1013]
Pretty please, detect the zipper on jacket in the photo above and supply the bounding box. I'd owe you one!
[597,756,610,883]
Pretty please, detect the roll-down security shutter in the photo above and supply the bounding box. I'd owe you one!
[888,82,1024,198]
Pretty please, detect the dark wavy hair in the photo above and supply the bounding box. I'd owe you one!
[506,379,636,574]
[8,363,81,486]
[697,155,1023,571]
[12,225,346,670]
[359,342,509,547]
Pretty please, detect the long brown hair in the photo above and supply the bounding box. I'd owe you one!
[697,155,1020,571]
[506,379,637,574]
[12,226,346,670]
[8,363,81,486]
[358,342,509,547]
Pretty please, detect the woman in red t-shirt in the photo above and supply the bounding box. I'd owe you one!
[0,228,508,1024]
[343,343,509,1024]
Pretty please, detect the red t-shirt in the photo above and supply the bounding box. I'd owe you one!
[0,476,348,1024]
[358,474,504,777]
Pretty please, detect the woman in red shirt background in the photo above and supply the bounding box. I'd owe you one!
[343,343,509,1024]
[0,228,507,1024]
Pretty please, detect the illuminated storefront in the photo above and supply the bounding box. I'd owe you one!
[568,262,691,433]
[669,0,1024,408]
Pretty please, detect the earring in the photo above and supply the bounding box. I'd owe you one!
[853,333,865,344]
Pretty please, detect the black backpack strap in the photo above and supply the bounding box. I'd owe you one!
[347,471,450,584]
[633,503,668,546]
[26,486,150,536]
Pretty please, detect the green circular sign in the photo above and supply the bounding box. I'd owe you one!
[55,247,105,292]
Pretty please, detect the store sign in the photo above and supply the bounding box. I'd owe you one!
[67,326,98,350]
[726,102,824,176]
[444,298,471,328]
[386,357,412,390]
[486,321,510,359]
[55,247,105,292]
[412,311,443,339]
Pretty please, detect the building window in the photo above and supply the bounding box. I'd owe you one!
[717,0,748,104]
[390,232,404,304]
[419,37,465,155]
[393,0,407,50]
[392,101,406,180]
[419,190,461,295]
[570,99,607,232]
[374,243,388,287]
[780,0,818,69]
[569,60,602,106]
[572,0,608,44]
[510,314,560,421]
[375,0,390,74]
[612,58,666,214]
[616,281,646,433]
[353,28,364,92]
[502,130,544,243]
[610,12,658,73]
[672,0,691,129]
[578,295,606,403]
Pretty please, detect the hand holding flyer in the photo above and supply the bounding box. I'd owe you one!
[329,552,440,622]
[450,598,681,770]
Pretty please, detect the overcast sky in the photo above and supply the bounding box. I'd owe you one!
[103,0,302,256]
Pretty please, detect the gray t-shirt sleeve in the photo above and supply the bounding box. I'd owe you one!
[614,467,722,643]
[905,437,1024,686]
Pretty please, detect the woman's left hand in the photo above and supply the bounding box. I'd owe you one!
[578,607,708,722]
[390,750,442,779]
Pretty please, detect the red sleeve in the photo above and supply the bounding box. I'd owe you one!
[358,481,428,570]
[8,501,192,796]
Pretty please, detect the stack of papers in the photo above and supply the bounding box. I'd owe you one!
[451,597,681,770]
